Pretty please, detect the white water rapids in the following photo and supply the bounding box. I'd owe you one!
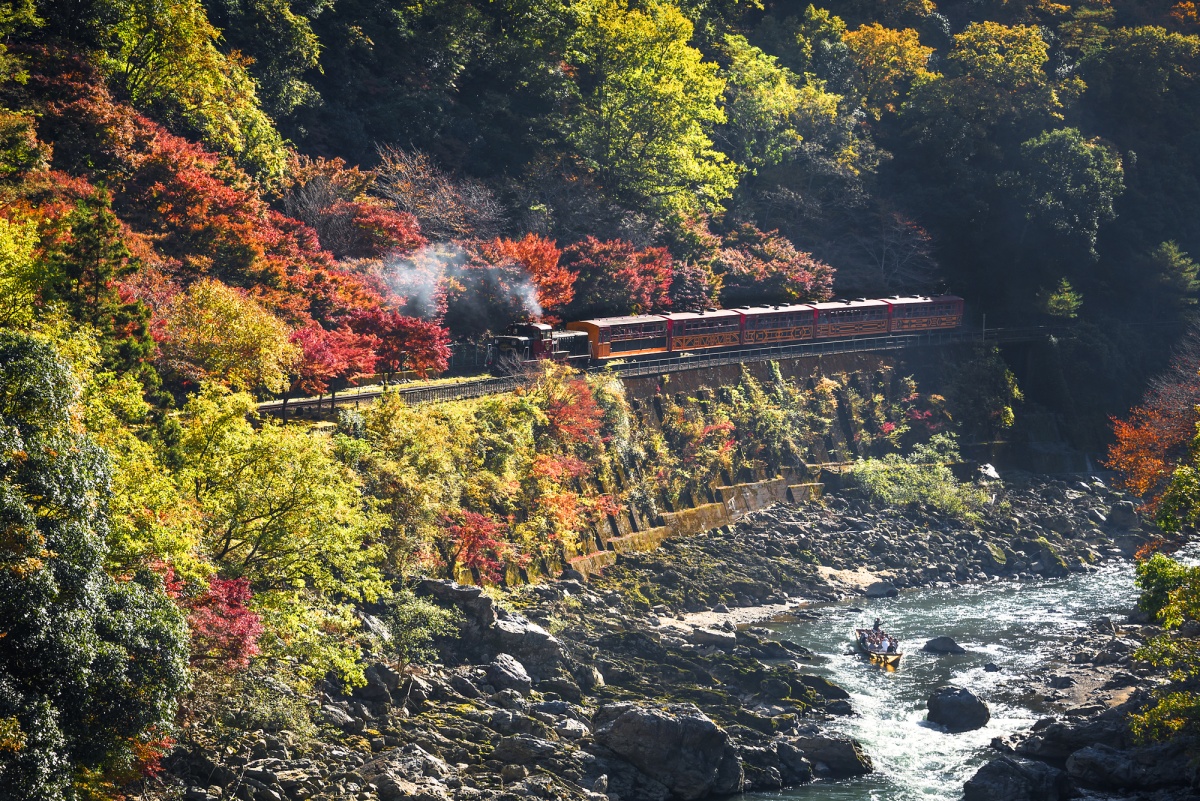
[737,562,1141,801]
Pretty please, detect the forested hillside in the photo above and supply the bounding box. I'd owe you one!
[1,0,1199,795]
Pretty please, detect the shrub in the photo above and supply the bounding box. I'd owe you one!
[383,590,462,670]
[849,434,987,519]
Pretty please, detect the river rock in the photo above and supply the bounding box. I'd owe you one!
[1107,501,1140,529]
[490,614,567,680]
[415,578,497,628]
[593,704,732,800]
[788,734,873,778]
[922,636,967,654]
[358,744,452,801]
[864,581,899,598]
[491,734,559,764]
[795,674,850,701]
[963,755,1069,801]
[927,686,990,732]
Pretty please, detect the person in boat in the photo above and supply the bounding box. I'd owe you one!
[886,637,898,654]
[873,617,882,631]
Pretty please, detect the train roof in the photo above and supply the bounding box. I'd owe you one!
[736,304,816,315]
[660,309,743,321]
[812,298,890,310]
[569,314,669,327]
[882,295,964,306]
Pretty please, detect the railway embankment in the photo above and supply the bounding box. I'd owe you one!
[165,473,1161,801]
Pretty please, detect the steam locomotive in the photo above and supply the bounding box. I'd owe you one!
[488,295,964,367]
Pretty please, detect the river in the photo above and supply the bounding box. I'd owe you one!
[738,562,1141,801]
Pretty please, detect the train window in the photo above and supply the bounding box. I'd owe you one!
[609,322,667,341]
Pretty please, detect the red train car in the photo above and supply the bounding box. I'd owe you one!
[885,295,964,332]
[554,294,964,363]
[740,304,816,345]
[662,310,743,351]
[813,298,891,338]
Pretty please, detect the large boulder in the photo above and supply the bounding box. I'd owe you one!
[922,636,967,655]
[927,686,990,732]
[593,704,731,800]
[864,581,899,598]
[795,674,850,701]
[787,735,872,779]
[490,735,560,764]
[415,579,497,628]
[687,628,738,649]
[486,654,532,694]
[1015,714,1131,762]
[1065,742,1194,790]
[491,613,567,681]
[963,756,1069,801]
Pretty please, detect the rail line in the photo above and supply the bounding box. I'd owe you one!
[259,324,1072,416]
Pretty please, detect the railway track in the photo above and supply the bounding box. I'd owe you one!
[259,325,1071,416]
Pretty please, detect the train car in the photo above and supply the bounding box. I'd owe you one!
[662,309,743,352]
[740,304,817,345]
[813,298,891,338]
[884,295,964,333]
[566,315,670,359]
[496,293,964,370]
[491,322,591,365]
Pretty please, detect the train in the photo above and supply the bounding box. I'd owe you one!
[488,295,964,367]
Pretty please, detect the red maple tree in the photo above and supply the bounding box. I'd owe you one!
[163,567,264,672]
[716,223,835,306]
[353,309,451,379]
[289,324,380,396]
[560,237,674,319]
[439,511,511,583]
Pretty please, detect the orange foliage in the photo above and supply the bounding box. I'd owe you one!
[1105,329,1200,512]
[1172,1,1200,27]
[536,375,605,448]
[477,234,576,317]
[1106,405,1194,511]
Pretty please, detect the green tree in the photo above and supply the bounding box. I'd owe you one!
[944,345,1022,440]
[718,34,804,173]
[1012,128,1124,255]
[0,332,188,799]
[1148,241,1200,305]
[0,214,41,329]
[201,0,322,118]
[904,22,1067,162]
[1036,277,1083,318]
[177,385,385,683]
[105,0,287,179]
[42,189,155,373]
[382,589,461,670]
[564,0,738,214]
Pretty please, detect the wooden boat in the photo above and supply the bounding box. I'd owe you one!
[854,628,903,667]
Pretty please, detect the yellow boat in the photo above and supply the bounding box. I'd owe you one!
[855,628,903,668]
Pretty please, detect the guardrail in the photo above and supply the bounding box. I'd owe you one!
[260,324,1071,416]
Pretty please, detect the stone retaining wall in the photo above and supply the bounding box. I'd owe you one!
[568,473,823,578]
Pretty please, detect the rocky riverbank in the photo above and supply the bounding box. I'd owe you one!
[962,608,1200,800]
[164,474,1167,801]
